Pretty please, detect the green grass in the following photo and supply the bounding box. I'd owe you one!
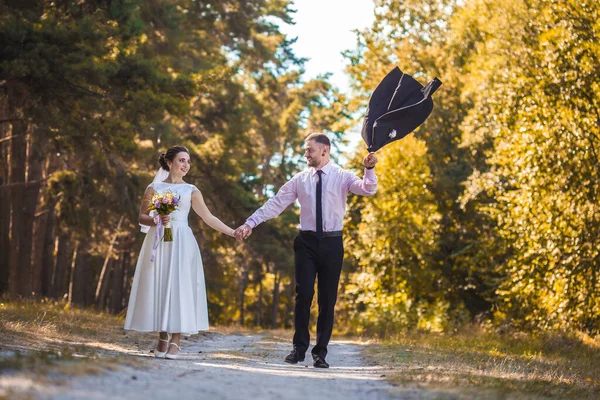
[363,326,600,399]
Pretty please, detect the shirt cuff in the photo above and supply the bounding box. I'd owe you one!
[245,218,257,229]
[364,167,377,179]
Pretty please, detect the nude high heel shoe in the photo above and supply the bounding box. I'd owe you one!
[165,342,181,360]
[154,333,171,358]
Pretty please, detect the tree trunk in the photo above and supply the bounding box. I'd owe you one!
[7,128,42,298]
[32,151,53,297]
[82,255,98,306]
[68,241,96,307]
[51,233,71,299]
[96,259,111,310]
[8,121,27,298]
[95,216,124,310]
[122,250,135,308]
[109,250,126,313]
[0,105,10,293]
[31,209,48,297]
[19,129,44,297]
[271,271,280,329]
[239,265,249,326]
[257,278,263,327]
[40,208,56,297]
[67,241,80,305]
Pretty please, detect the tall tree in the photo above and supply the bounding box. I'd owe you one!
[344,0,498,324]
[0,0,348,329]
[341,136,441,334]
[458,0,600,331]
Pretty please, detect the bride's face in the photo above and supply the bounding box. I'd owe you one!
[168,152,191,177]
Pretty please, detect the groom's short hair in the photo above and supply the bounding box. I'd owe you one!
[305,132,330,148]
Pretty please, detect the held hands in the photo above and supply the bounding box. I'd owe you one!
[364,152,378,169]
[234,223,252,240]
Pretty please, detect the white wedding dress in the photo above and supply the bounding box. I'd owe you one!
[124,182,209,334]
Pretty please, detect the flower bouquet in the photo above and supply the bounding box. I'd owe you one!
[147,190,180,242]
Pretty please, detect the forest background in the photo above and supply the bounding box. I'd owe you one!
[1,0,599,340]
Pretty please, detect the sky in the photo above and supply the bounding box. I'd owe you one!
[277,0,377,160]
[277,0,376,94]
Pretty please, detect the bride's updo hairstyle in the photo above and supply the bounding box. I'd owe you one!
[158,146,189,171]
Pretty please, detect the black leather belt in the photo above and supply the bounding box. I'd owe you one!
[300,230,343,237]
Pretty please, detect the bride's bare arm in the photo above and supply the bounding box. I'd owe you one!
[138,187,157,226]
[191,190,235,237]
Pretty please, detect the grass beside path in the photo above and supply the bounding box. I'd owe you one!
[0,298,153,376]
[3,299,599,399]
[0,298,266,376]
[364,326,600,399]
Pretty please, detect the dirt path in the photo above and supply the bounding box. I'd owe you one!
[21,333,401,399]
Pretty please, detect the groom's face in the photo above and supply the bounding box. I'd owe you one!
[304,140,327,168]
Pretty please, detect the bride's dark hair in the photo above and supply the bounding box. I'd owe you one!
[159,146,189,171]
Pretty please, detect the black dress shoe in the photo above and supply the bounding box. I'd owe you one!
[313,355,329,368]
[284,349,305,364]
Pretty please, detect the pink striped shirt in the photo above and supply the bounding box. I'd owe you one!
[246,162,378,232]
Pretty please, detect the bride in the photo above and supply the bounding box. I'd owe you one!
[124,145,237,359]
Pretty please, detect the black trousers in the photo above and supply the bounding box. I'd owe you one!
[292,232,344,358]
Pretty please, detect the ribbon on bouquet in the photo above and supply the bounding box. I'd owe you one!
[150,214,163,263]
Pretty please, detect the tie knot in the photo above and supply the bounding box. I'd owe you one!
[316,170,323,176]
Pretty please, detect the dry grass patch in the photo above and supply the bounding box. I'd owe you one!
[0,299,154,376]
[364,326,600,399]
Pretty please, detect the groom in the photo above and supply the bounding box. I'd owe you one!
[235,132,378,368]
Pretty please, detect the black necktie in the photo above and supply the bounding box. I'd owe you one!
[316,170,323,240]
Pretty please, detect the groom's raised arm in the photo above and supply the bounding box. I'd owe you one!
[245,175,299,229]
[346,152,378,196]
[346,167,378,196]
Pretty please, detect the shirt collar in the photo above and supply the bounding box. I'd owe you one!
[310,160,334,176]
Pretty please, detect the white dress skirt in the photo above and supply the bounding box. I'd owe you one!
[124,182,209,334]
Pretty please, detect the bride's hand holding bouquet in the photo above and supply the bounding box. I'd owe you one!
[148,190,180,242]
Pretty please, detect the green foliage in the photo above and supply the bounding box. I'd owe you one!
[457,0,600,331]
[343,0,600,334]
[343,0,494,331]
[4,0,599,335]
[1,0,346,321]
[340,137,443,334]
